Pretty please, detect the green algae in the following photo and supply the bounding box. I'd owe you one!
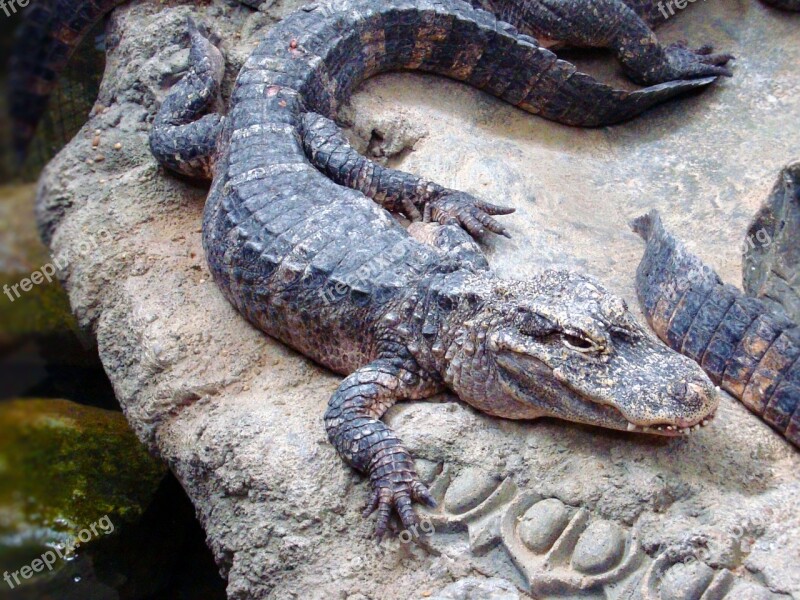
[0,185,79,347]
[0,399,166,547]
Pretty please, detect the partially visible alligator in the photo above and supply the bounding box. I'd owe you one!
[472,0,800,88]
[744,162,800,324]
[633,210,800,448]
[147,2,719,536]
[8,0,743,160]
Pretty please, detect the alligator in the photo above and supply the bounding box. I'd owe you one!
[632,209,800,448]
[743,162,800,325]
[143,1,721,536]
[8,0,749,160]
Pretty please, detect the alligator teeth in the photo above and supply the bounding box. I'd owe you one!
[627,423,637,431]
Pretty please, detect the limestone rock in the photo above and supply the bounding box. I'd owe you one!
[428,576,519,600]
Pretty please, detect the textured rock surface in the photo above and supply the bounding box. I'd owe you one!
[34,1,800,598]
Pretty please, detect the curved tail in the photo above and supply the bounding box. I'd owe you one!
[632,209,800,448]
[7,0,126,161]
[8,0,720,162]
[744,161,800,323]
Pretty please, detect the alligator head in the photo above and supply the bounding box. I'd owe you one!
[439,270,718,436]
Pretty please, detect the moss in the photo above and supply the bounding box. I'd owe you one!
[0,399,167,545]
[0,185,80,346]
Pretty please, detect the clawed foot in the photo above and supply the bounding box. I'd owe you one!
[425,191,515,239]
[655,41,734,82]
[364,472,437,540]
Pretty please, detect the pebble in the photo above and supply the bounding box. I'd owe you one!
[518,498,570,553]
[659,560,714,600]
[443,467,498,514]
[571,520,626,574]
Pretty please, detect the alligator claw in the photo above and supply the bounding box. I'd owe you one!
[364,472,435,540]
[660,41,735,80]
[426,191,515,240]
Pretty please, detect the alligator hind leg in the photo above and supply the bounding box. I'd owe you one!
[324,357,443,538]
[149,18,225,180]
[477,0,733,85]
[300,112,514,239]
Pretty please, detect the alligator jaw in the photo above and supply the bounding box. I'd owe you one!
[625,405,717,436]
[494,347,719,437]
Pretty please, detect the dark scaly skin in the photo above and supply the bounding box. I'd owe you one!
[300,112,514,238]
[469,0,736,85]
[743,162,800,324]
[632,211,800,448]
[13,0,770,160]
[148,0,719,537]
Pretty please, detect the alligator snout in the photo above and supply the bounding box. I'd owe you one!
[625,372,719,435]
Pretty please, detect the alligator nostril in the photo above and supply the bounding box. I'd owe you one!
[669,381,688,398]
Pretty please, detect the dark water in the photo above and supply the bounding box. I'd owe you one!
[0,9,227,600]
[0,324,228,600]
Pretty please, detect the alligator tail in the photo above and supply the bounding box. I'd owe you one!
[8,0,719,161]
[8,0,127,161]
[632,209,800,448]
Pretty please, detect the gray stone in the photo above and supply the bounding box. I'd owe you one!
[727,582,785,600]
[428,577,519,600]
[571,520,626,575]
[34,1,800,598]
[659,561,715,600]
[443,467,500,514]
[517,498,571,553]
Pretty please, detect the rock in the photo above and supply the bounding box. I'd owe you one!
[517,498,571,553]
[0,399,166,547]
[0,184,104,403]
[33,1,800,599]
[0,185,78,350]
[428,577,519,600]
[443,467,500,514]
[0,398,169,596]
[571,519,626,575]
[659,561,715,600]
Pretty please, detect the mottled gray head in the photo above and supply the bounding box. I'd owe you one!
[443,270,718,435]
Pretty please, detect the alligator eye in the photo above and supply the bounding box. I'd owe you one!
[561,334,596,352]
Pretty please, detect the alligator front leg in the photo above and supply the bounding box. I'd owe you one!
[149,18,225,180]
[478,0,734,85]
[324,357,442,538]
[300,112,514,239]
